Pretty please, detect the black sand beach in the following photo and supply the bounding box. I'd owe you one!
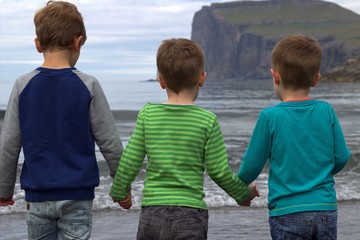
[1,201,360,239]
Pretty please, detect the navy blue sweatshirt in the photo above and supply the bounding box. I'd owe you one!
[0,67,123,201]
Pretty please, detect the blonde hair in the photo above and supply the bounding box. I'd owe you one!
[34,1,86,51]
[272,34,322,90]
[156,38,205,94]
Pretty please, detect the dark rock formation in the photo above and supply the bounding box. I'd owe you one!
[322,55,360,82]
[191,0,360,80]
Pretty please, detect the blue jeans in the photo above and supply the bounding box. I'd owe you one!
[26,200,93,240]
[269,210,337,240]
[137,206,208,240]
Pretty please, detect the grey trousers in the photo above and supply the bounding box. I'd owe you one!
[136,206,208,240]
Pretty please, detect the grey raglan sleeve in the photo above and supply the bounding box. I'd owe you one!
[0,81,22,198]
[87,78,123,178]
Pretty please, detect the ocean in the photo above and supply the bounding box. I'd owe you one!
[0,78,359,239]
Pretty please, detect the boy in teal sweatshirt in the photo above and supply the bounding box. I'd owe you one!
[238,34,351,239]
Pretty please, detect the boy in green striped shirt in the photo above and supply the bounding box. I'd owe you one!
[110,38,258,239]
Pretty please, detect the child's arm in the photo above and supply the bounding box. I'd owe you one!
[109,112,146,203]
[89,78,123,178]
[0,80,22,205]
[331,111,351,175]
[205,119,252,204]
[0,196,14,207]
[238,112,270,184]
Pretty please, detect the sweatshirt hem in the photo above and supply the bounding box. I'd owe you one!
[25,188,95,202]
[269,203,338,217]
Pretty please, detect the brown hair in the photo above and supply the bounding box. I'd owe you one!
[156,38,205,94]
[34,1,87,51]
[272,34,322,90]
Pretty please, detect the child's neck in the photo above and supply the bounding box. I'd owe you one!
[164,89,198,105]
[163,96,195,105]
[41,50,72,69]
[280,89,311,102]
[283,97,312,102]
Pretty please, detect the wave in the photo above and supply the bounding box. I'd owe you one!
[1,169,359,215]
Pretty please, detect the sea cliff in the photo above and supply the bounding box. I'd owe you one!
[191,0,360,81]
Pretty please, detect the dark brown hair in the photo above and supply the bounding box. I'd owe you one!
[156,38,205,94]
[34,1,87,51]
[272,34,322,90]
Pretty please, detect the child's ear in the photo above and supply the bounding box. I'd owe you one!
[157,75,166,89]
[198,72,207,87]
[311,72,321,87]
[72,36,83,52]
[34,38,43,53]
[271,69,280,84]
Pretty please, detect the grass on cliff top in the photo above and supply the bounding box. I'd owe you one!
[248,22,360,46]
[215,1,360,46]
[216,1,360,24]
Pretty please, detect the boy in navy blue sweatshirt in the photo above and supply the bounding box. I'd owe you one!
[0,1,123,239]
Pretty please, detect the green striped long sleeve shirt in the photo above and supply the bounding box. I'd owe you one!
[110,103,249,209]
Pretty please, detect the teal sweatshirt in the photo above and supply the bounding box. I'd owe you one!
[238,99,351,216]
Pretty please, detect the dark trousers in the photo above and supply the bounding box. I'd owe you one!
[137,206,208,240]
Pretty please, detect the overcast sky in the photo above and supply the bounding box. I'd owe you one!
[1,0,360,83]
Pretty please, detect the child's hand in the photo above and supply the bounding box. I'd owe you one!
[0,196,14,207]
[239,182,260,206]
[113,191,132,209]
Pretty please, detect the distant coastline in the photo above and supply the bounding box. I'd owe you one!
[140,78,157,82]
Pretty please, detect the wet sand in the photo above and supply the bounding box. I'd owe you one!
[1,201,359,240]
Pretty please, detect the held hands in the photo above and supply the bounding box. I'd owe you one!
[239,182,260,207]
[0,196,14,207]
[113,191,132,209]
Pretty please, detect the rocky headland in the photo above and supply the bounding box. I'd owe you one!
[191,0,360,81]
